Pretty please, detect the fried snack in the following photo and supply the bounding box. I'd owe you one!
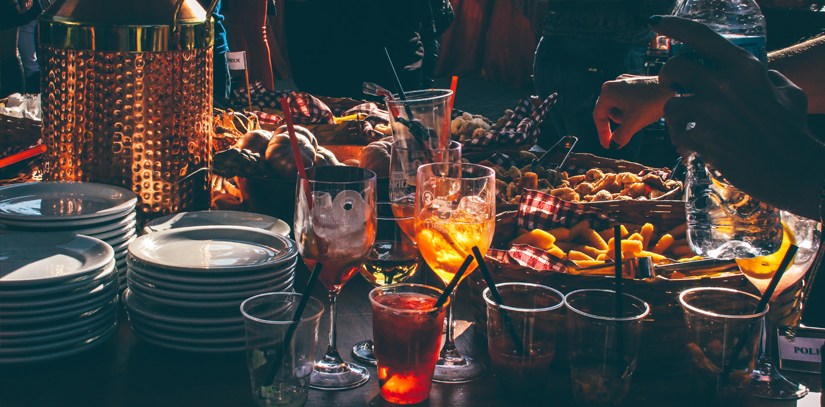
[640,223,654,250]
[667,224,688,238]
[575,182,594,197]
[673,238,688,247]
[580,228,608,251]
[546,246,566,259]
[612,194,633,201]
[511,229,556,250]
[496,179,509,196]
[627,233,644,243]
[568,220,591,241]
[547,227,571,242]
[638,250,669,264]
[518,172,539,191]
[554,241,578,252]
[568,175,586,187]
[678,256,704,262]
[590,190,613,202]
[590,173,617,194]
[598,225,628,242]
[569,250,595,261]
[651,234,674,255]
[616,172,642,185]
[550,187,579,202]
[671,245,694,256]
[574,245,605,259]
[585,168,604,182]
[516,228,529,236]
[621,182,647,198]
[605,239,643,258]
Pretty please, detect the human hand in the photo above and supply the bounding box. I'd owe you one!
[652,15,825,219]
[593,75,673,149]
[18,0,32,13]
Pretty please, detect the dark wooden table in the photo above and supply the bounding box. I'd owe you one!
[1,263,822,407]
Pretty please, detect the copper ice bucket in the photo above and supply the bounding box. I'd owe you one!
[39,0,217,221]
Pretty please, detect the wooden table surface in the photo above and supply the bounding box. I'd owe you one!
[1,263,822,407]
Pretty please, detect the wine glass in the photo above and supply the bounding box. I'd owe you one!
[294,166,377,390]
[414,162,496,383]
[352,202,423,366]
[735,210,821,399]
[389,140,462,241]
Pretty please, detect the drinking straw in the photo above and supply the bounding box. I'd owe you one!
[280,98,313,210]
[265,262,324,385]
[441,76,458,151]
[434,254,475,309]
[0,144,46,169]
[472,246,524,355]
[382,47,429,148]
[614,226,625,378]
[719,244,798,386]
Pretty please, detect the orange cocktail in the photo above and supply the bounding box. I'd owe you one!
[415,211,495,285]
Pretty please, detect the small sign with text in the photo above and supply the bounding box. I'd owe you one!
[777,326,825,374]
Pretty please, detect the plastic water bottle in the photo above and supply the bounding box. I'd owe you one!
[673,0,782,259]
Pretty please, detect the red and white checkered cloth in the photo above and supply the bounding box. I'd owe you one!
[487,189,609,272]
[462,93,558,150]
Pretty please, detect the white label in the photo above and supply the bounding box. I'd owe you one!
[226,51,247,70]
[777,335,824,363]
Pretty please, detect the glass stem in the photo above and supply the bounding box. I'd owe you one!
[439,291,463,361]
[761,312,774,363]
[322,291,344,365]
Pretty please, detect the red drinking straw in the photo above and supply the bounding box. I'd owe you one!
[441,76,458,151]
[281,98,313,209]
[0,144,46,169]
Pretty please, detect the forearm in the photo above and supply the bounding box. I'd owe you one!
[768,34,825,114]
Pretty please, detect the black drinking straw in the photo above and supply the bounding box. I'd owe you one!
[472,246,524,355]
[434,254,475,309]
[719,244,798,386]
[265,262,323,385]
[614,226,625,378]
[382,47,430,147]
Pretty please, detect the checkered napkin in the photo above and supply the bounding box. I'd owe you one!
[342,103,390,124]
[462,93,558,150]
[484,152,519,168]
[232,82,289,110]
[486,189,609,272]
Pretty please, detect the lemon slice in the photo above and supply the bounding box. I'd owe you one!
[736,221,796,278]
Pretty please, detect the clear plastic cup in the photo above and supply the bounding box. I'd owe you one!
[483,283,565,401]
[564,289,650,407]
[385,89,453,151]
[679,287,767,406]
[241,293,324,407]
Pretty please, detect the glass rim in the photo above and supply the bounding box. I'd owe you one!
[384,89,453,104]
[563,289,651,322]
[369,283,446,314]
[417,162,494,181]
[678,287,768,320]
[392,139,461,152]
[376,202,412,221]
[483,282,564,313]
[240,292,325,325]
[297,166,377,185]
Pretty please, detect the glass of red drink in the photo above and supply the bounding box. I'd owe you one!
[483,283,565,401]
[369,283,448,404]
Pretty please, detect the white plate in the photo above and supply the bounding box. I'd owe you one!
[2,309,117,346]
[128,226,297,272]
[85,218,137,240]
[130,323,244,345]
[0,323,117,364]
[0,207,135,228]
[127,267,294,293]
[0,280,118,317]
[0,182,137,221]
[126,256,295,284]
[128,274,295,301]
[0,271,117,308]
[0,316,117,355]
[0,290,118,324]
[123,288,244,325]
[130,327,244,353]
[0,259,115,298]
[0,300,117,337]
[0,233,114,287]
[144,210,291,237]
[128,278,294,309]
[126,312,243,335]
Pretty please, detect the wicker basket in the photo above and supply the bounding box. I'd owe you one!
[0,104,41,148]
[473,200,804,375]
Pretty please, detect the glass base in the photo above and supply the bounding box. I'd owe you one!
[432,355,485,383]
[309,360,370,391]
[749,361,808,400]
[351,340,377,366]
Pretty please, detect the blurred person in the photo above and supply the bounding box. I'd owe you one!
[17,17,38,94]
[1,0,38,98]
[198,0,231,107]
[420,0,454,88]
[532,0,677,161]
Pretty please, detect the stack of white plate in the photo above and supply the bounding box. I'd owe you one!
[143,210,290,236]
[124,225,298,353]
[0,233,119,364]
[0,182,138,291]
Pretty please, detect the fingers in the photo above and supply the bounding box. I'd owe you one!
[657,54,716,95]
[593,97,615,149]
[767,70,809,113]
[610,116,645,148]
[663,96,713,157]
[650,16,753,65]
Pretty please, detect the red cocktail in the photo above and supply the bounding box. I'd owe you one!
[370,284,447,404]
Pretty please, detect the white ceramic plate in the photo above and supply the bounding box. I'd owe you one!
[2,309,117,346]
[144,210,290,237]
[122,288,244,325]
[0,206,135,228]
[127,267,293,293]
[128,274,295,301]
[126,312,243,335]
[0,280,118,317]
[0,233,114,287]
[0,271,117,308]
[128,278,294,309]
[85,218,137,240]
[0,291,118,324]
[0,300,117,338]
[129,323,244,345]
[0,316,117,355]
[96,228,136,248]
[126,256,295,285]
[0,323,117,364]
[0,259,115,298]
[0,182,137,221]
[130,327,244,353]
[128,226,297,272]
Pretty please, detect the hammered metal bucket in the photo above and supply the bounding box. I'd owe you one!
[39,0,218,223]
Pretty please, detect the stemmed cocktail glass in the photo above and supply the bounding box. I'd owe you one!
[294,166,377,390]
[414,162,496,383]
